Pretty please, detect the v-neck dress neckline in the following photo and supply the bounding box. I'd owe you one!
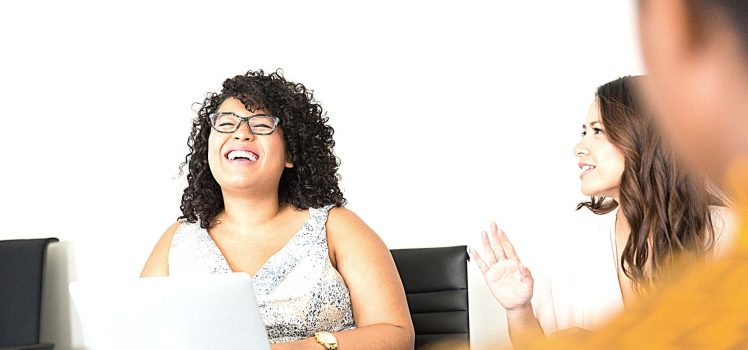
[167,205,356,343]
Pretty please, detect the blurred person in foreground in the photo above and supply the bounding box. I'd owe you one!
[543,0,748,348]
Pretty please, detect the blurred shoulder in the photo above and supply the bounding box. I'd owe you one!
[710,205,739,256]
[710,205,737,226]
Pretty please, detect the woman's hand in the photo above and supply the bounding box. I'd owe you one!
[468,222,534,311]
[269,337,319,350]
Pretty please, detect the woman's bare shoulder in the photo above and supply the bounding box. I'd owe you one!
[140,220,184,277]
[326,207,381,242]
[710,205,739,256]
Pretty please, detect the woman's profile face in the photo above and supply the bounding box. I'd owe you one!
[573,100,626,199]
[207,97,292,195]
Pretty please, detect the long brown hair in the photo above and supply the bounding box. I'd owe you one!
[577,75,725,292]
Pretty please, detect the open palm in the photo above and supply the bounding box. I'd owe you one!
[469,222,534,310]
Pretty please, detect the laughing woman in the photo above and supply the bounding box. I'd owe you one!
[141,70,414,350]
[469,76,734,349]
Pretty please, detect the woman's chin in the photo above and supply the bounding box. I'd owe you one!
[580,187,605,198]
[580,186,595,197]
[217,181,258,194]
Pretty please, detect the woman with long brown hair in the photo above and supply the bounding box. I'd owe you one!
[468,76,734,348]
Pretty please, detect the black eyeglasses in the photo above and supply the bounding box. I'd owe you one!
[207,112,281,135]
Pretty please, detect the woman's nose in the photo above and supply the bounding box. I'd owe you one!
[233,121,255,141]
[574,138,588,157]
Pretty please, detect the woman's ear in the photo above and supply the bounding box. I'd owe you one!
[285,153,294,168]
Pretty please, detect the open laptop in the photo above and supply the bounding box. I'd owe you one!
[69,273,271,350]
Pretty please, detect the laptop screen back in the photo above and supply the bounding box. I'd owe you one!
[70,273,270,350]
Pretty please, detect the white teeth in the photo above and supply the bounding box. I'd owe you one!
[227,150,258,161]
[582,165,595,171]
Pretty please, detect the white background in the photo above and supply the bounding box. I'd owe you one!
[0,1,642,349]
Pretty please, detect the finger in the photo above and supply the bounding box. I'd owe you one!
[496,225,521,262]
[467,248,489,275]
[490,222,508,260]
[480,230,499,264]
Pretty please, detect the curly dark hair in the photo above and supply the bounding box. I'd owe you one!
[178,69,346,228]
[577,75,726,293]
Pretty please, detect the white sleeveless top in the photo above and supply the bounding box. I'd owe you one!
[168,205,356,343]
[532,206,737,335]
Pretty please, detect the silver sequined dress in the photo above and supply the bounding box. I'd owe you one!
[168,205,356,343]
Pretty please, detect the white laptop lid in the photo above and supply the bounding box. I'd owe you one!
[69,273,271,350]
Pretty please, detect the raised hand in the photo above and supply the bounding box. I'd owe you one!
[468,222,534,311]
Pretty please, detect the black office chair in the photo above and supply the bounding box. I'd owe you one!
[390,245,470,349]
[0,238,58,350]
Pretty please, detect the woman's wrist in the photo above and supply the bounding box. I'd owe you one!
[271,337,324,350]
[505,302,532,314]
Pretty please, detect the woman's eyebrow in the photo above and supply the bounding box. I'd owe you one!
[582,121,601,129]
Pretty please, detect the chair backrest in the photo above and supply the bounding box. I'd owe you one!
[0,238,58,348]
[390,245,469,349]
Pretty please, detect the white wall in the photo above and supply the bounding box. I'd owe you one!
[0,1,643,349]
